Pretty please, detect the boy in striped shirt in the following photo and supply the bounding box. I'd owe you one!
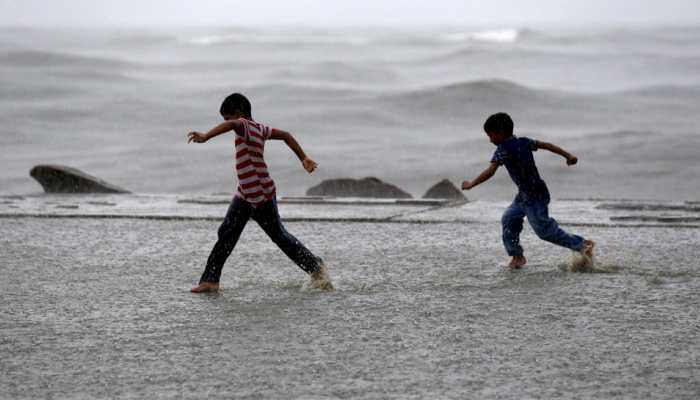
[187,93,333,292]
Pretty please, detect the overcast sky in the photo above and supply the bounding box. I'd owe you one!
[1,0,699,27]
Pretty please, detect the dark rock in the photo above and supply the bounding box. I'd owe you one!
[306,177,412,199]
[30,164,130,194]
[422,179,467,201]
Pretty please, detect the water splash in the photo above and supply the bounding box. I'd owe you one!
[569,250,595,273]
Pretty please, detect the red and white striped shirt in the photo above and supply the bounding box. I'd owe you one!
[234,118,276,204]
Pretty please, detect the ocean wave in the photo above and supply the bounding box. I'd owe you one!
[268,61,398,86]
[420,78,543,96]
[380,79,563,112]
[0,50,130,68]
[186,32,370,46]
[185,28,529,47]
[389,78,700,105]
[105,33,177,47]
[246,82,367,98]
[441,28,525,43]
[245,77,619,114]
[370,78,700,138]
[616,83,700,98]
[0,84,83,100]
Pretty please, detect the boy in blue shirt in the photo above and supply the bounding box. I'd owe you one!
[462,112,594,269]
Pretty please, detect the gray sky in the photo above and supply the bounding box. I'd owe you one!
[1,0,699,27]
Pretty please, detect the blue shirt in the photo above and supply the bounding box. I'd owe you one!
[491,136,549,201]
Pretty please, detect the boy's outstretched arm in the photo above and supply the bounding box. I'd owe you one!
[462,162,499,190]
[187,119,243,143]
[536,140,578,165]
[270,129,318,173]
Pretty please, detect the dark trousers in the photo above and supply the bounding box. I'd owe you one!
[199,196,322,283]
[502,193,584,257]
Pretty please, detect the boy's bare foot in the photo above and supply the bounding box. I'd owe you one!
[571,239,596,272]
[309,263,334,291]
[582,240,595,258]
[190,282,220,293]
[509,255,527,269]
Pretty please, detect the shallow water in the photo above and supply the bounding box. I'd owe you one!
[1,214,698,399]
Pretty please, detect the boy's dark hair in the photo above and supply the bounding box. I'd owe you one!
[483,112,514,136]
[220,93,252,118]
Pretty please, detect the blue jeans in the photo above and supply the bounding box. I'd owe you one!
[199,196,322,283]
[501,193,584,257]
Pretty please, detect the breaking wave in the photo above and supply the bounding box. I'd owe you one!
[186,32,370,46]
[441,28,523,43]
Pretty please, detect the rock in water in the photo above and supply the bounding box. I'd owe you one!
[306,177,412,199]
[30,164,130,194]
[422,179,467,201]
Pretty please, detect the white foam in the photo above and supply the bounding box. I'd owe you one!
[187,33,369,46]
[443,29,520,43]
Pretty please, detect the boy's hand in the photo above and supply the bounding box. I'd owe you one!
[302,157,318,173]
[187,131,208,143]
[461,180,472,190]
[566,155,578,166]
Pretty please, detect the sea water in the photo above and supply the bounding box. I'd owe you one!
[1,25,699,200]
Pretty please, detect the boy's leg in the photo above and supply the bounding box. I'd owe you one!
[525,200,585,251]
[197,196,252,285]
[502,198,527,258]
[252,198,324,275]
